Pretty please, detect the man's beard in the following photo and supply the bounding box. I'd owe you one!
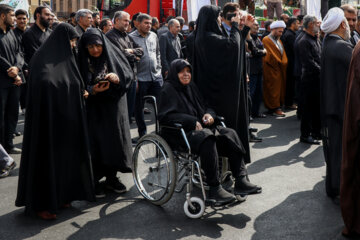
[344,21,351,41]
[4,18,14,28]
[40,16,50,28]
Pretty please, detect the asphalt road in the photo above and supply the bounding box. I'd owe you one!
[0,109,349,240]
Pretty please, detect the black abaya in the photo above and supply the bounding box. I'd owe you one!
[15,23,95,214]
[320,34,353,197]
[193,5,251,163]
[78,28,134,174]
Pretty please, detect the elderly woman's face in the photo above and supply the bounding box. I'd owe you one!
[87,44,103,58]
[178,66,191,85]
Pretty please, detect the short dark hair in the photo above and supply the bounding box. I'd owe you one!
[34,6,48,20]
[297,14,304,22]
[132,12,141,21]
[189,21,195,29]
[264,20,273,30]
[222,2,239,19]
[15,9,28,18]
[92,12,99,18]
[287,16,297,28]
[137,13,151,23]
[70,12,76,18]
[165,15,175,23]
[99,18,110,30]
[0,4,14,16]
[152,17,159,26]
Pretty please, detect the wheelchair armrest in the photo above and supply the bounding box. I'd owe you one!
[215,116,225,122]
[160,122,183,130]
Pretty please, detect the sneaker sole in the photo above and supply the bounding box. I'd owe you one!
[95,194,106,198]
[106,186,126,194]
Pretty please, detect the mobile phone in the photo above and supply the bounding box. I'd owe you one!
[226,13,237,21]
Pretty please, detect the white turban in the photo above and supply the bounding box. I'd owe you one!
[270,20,286,30]
[321,7,345,33]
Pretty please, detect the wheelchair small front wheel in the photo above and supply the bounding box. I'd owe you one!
[183,197,205,219]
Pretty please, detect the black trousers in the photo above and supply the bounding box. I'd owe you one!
[20,83,27,110]
[285,70,295,107]
[199,137,247,187]
[300,80,321,137]
[0,86,21,150]
[135,81,162,137]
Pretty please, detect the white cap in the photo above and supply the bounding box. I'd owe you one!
[270,20,286,30]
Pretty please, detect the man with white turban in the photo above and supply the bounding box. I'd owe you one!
[297,15,321,145]
[262,20,288,117]
[320,7,353,203]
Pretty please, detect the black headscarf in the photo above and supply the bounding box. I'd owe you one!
[159,59,208,125]
[194,5,223,41]
[78,28,134,98]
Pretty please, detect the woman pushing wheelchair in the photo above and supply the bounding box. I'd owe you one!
[158,59,262,206]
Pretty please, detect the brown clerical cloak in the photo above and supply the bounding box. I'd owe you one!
[262,35,288,110]
[341,41,360,237]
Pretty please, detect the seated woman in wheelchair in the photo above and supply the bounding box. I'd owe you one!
[158,59,262,205]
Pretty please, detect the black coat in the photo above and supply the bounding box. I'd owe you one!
[293,30,306,78]
[158,59,245,154]
[320,34,353,122]
[282,28,296,74]
[193,5,251,163]
[22,24,52,66]
[15,23,95,213]
[320,34,353,196]
[106,28,143,81]
[247,33,266,75]
[298,32,321,81]
[159,31,183,74]
[78,28,134,172]
[0,28,24,88]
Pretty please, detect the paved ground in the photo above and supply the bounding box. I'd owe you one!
[0,109,349,240]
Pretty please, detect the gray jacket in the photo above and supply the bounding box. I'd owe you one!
[129,30,163,83]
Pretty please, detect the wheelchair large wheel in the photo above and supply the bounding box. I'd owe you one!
[132,134,177,205]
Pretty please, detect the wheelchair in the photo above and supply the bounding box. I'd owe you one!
[132,96,240,218]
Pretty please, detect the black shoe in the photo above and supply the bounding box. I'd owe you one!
[208,185,236,206]
[312,134,322,141]
[234,176,262,196]
[300,136,320,145]
[249,133,262,143]
[132,139,138,145]
[105,178,127,194]
[95,184,106,198]
[249,127,258,133]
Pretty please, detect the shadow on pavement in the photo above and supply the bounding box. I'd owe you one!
[67,197,251,240]
[248,142,324,175]
[251,180,346,240]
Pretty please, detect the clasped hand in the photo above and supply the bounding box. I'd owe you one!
[195,113,214,131]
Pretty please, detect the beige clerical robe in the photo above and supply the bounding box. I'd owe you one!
[262,35,288,110]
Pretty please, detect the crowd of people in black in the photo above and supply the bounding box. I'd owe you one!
[0,1,359,237]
